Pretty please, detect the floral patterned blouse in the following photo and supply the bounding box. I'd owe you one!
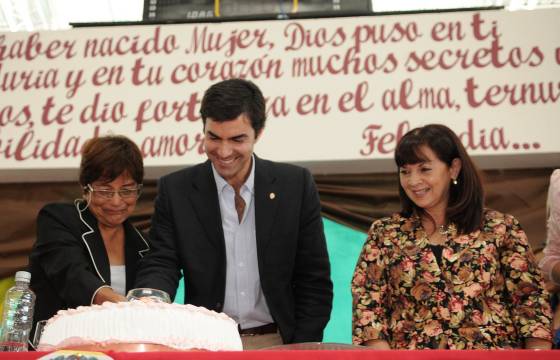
[352,210,552,349]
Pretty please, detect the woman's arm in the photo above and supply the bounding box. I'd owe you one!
[363,339,391,349]
[33,204,108,307]
[500,213,553,348]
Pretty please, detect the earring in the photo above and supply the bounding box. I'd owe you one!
[452,178,458,185]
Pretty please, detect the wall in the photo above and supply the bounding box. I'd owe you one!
[1,9,559,182]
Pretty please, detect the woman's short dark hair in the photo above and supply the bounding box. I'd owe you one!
[79,135,144,186]
[200,78,266,136]
[394,124,484,234]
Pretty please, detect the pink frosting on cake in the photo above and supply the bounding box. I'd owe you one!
[38,301,242,351]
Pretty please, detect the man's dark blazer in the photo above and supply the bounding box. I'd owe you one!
[29,202,150,333]
[135,156,333,343]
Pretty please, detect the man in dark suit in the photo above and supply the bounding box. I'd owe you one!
[136,79,333,349]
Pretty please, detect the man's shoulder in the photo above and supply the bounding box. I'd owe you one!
[256,157,309,177]
[160,162,210,184]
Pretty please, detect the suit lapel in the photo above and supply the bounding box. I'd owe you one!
[79,207,111,284]
[124,221,150,291]
[254,157,280,259]
[190,161,225,251]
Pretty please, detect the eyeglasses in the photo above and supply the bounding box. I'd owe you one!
[85,184,143,200]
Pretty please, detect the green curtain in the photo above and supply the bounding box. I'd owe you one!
[321,218,366,343]
[174,217,366,344]
[0,277,15,315]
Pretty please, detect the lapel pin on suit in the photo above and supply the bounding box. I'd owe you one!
[269,192,276,200]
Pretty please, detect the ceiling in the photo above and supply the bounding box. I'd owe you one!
[0,0,558,32]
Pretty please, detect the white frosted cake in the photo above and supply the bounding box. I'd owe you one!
[38,301,242,351]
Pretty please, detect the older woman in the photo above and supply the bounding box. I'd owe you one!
[29,135,149,333]
[352,124,552,349]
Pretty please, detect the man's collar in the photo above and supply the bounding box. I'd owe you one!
[211,154,255,194]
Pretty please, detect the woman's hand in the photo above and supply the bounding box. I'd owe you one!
[363,339,391,349]
[544,281,560,294]
[525,337,552,350]
[93,286,127,304]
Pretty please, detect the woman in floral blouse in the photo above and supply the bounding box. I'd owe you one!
[352,124,552,349]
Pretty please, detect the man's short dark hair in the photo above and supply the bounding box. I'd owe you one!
[200,78,266,136]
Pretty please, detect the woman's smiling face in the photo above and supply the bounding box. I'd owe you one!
[399,145,461,217]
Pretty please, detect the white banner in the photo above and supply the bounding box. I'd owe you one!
[1,9,559,181]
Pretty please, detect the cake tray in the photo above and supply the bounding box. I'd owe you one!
[263,342,368,350]
[59,343,183,352]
